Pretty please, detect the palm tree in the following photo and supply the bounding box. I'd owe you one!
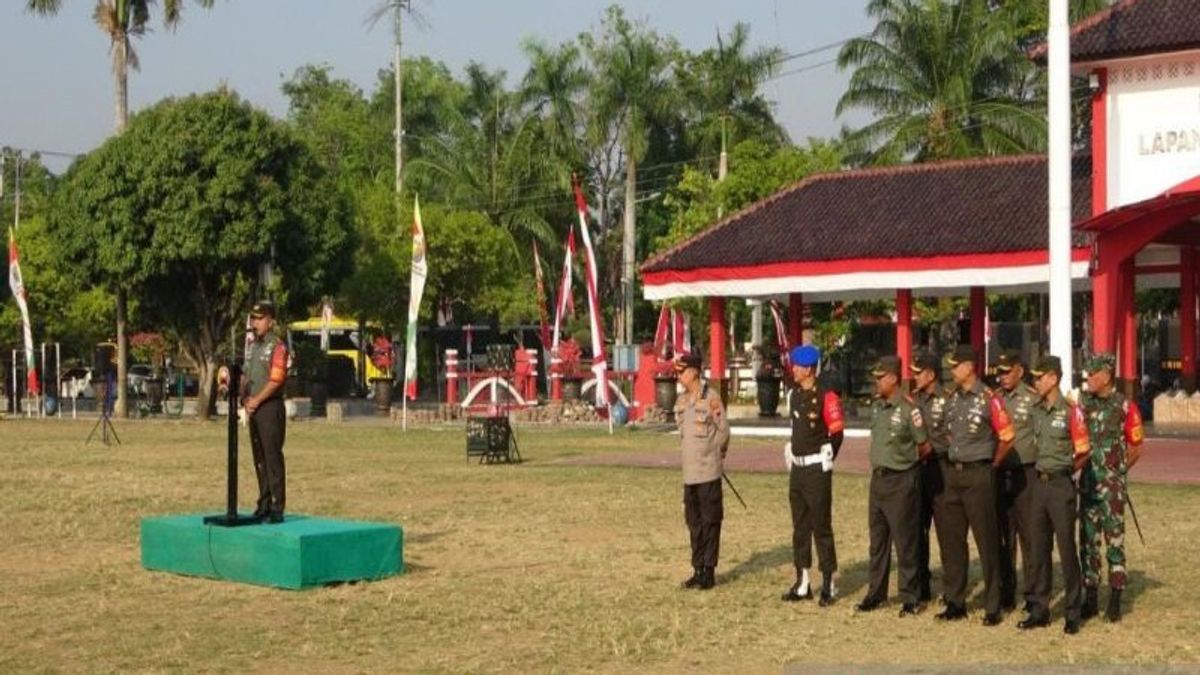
[679,22,788,160]
[27,0,217,417]
[581,5,679,345]
[519,39,588,188]
[836,0,1046,165]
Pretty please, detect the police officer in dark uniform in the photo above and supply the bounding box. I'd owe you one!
[673,352,730,591]
[780,344,845,606]
[857,356,931,616]
[910,351,949,603]
[993,349,1040,612]
[244,301,289,523]
[1021,355,1087,634]
[936,345,1015,625]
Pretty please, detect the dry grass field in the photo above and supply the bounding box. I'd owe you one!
[1,418,1197,673]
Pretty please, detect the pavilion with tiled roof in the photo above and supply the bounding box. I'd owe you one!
[642,0,1200,394]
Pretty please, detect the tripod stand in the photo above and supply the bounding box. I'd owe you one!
[86,371,121,446]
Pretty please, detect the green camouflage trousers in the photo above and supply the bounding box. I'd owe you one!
[1079,470,1127,590]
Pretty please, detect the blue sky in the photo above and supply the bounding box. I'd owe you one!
[1,1,875,172]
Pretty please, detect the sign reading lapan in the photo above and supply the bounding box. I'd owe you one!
[1138,128,1200,155]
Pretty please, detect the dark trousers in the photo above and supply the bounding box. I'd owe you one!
[917,457,945,600]
[684,479,723,569]
[996,463,1037,606]
[249,397,287,514]
[865,467,921,605]
[936,459,1002,614]
[1029,472,1082,621]
[789,464,837,575]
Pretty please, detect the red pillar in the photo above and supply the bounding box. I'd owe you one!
[709,296,727,401]
[970,287,986,376]
[896,289,913,379]
[1119,259,1138,396]
[1092,265,1120,354]
[1182,247,1197,391]
[788,293,804,347]
[445,349,459,405]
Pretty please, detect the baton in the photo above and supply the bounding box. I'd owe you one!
[722,472,747,509]
[1126,489,1146,547]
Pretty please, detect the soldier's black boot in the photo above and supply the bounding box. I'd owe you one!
[681,567,702,589]
[1082,587,1099,620]
[1105,589,1122,623]
[1063,619,1081,635]
[697,567,716,590]
[818,583,836,607]
[934,603,968,621]
[781,579,812,602]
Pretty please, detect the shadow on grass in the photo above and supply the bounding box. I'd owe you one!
[718,544,872,599]
[405,530,451,545]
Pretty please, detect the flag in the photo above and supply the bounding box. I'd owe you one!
[532,242,552,351]
[653,305,670,358]
[8,228,39,396]
[769,300,790,366]
[403,196,428,401]
[320,297,334,352]
[572,179,609,408]
[672,309,693,355]
[551,226,577,350]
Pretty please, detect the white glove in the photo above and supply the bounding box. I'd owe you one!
[820,443,834,472]
[784,441,796,469]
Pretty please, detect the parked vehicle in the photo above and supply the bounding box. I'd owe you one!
[128,364,154,396]
[60,367,95,399]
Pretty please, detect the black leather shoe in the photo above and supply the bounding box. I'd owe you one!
[681,568,702,589]
[1105,589,1122,622]
[982,612,1003,626]
[1082,587,1099,619]
[1064,619,1081,635]
[1017,615,1050,630]
[697,567,715,590]
[898,603,920,617]
[818,585,836,607]
[935,604,968,621]
[266,512,284,524]
[855,597,883,612]
[781,582,812,602]
[252,506,269,519]
[1023,600,1035,614]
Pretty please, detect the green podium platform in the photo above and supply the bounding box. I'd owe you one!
[140,513,404,589]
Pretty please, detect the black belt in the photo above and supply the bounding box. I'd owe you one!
[1037,469,1072,482]
[944,458,991,471]
[872,466,914,477]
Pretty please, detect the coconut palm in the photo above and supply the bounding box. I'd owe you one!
[27,0,218,418]
[836,0,1046,164]
[679,22,788,159]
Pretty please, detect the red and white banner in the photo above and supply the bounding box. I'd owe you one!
[533,242,552,351]
[403,196,428,401]
[769,300,790,366]
[572,180,609,408]
[8,228,39,396]
[551,226,576,350]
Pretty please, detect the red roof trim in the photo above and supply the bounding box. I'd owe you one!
[643,248,1091,287]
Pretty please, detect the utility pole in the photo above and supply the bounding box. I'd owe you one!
[1048,0,1073,387]
[393,0,409,210]
[623,154,636,347]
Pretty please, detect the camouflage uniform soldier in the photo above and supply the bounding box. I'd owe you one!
[1078,353,1145,622]
[910,351,949,603]
[674,353,731,591]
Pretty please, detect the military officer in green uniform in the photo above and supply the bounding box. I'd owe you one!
[244,301,290,523]
[857,356,931,616]
[993,349,1040,612]
[937,345,1015,625]
[910,351,949,603]
[1078,353,1145,622]
[1020,355,1087,634]
[674,353,731,591]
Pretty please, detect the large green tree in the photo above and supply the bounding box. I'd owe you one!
[50,91,354,418]
[836,0,1048,164]
[27,0,219,417]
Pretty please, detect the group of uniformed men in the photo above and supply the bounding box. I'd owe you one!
[674,343,1144,635]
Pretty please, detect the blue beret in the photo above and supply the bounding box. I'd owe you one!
[790,345,820,367]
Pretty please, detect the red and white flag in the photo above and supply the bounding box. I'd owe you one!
[8,228,40,396]
[572,179,609,408]
[551,226,576,350]
[769,300,790,366]
[672,309,692,355]
[653,305,670,358]
[533,242,552,351]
